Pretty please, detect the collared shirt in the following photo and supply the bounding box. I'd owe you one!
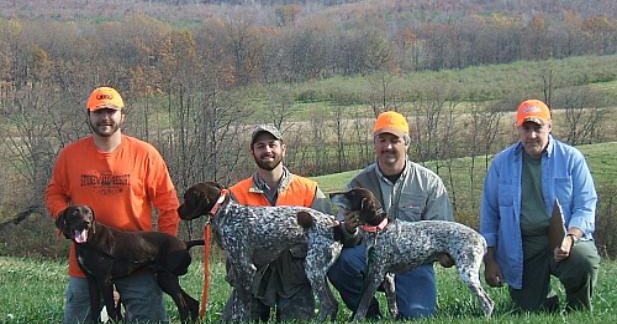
[252,167,290,205]
[348,159,453,222]
[480,135,597,289]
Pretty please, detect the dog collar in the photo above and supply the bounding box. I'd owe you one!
[210,189,229,216]
[361,218,389,233]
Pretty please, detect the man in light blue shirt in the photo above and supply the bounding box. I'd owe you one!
[480,99,600,312]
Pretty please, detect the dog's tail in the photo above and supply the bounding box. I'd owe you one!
[185,240,205,250]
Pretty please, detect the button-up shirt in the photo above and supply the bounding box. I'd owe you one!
[480,135,597,289]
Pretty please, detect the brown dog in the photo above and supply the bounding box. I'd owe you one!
[55,205,202,323]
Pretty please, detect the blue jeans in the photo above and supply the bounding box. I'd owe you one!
[63,272,168,324]
[327,243,437,319]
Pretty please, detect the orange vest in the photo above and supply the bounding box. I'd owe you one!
[230,175,317,207]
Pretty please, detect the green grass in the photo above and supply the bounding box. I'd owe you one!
[2,144,616,323]
[2,255,617,323]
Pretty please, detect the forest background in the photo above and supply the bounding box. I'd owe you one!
[1,0,617,260]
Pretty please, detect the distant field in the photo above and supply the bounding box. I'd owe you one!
[135,54,617,126]
[312,142,617,192]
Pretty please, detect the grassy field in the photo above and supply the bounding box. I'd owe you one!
[1,144,615,323]
[1,255,616,323]
[2,142,616,323]
[312,142,617,192]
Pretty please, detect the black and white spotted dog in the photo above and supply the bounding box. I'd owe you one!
[330,188,494,320]
[178,182,344,321]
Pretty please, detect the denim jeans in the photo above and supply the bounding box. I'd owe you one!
[63,272,168,324]
[327,243,437,319]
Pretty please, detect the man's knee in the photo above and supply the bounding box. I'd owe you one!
[116,273,167,322]
[561,243,601,281]
[63,277,93,324]
[327,246,365,283]
[395,266,437,319]
[277,286,315,321]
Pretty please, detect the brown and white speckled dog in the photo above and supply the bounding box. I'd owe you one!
[330,188,494,320]
[178,181,344,321]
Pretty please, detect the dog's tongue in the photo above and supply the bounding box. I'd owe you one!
[74,229,88,243]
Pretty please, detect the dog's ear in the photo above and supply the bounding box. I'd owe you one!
[88,206,95,221]
[205,181,224,191]
[55,209,71,239]
[296,211,314,229]
[360,197,368,211]
[88,207,95,235]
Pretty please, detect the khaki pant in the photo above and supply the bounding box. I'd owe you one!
[510,240,600,311]
[222,249,315,321]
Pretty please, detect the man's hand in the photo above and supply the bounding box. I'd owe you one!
[343,211,359,233]
[483,248,503,287]
[484,259,504,287]
[554,234,575,262]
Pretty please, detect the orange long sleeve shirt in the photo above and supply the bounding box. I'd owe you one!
[45,135,180,277]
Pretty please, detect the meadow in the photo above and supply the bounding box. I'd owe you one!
[2,142,616,323]
[1,256,617,323]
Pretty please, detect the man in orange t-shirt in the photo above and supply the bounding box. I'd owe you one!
[45,86,180,324]
[221,125,331,321]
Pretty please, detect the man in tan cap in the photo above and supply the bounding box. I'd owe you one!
[46,86,181,323]
[481,99,600,312]
[328,111,453,319]
[221,124,331,321]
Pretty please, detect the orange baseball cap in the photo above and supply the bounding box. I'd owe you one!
[516,99,551,126]
[373,111,409,137]
[86,87,124,111]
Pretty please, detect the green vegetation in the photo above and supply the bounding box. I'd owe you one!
[314,142,617,191]
[2,255,617,323]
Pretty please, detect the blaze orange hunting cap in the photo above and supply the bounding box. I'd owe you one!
[86,87,124,111]
[373,111,409,137]
[516,99,551,126]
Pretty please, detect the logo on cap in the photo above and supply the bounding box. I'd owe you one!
[87,87,124,111]
[96,94,114,100]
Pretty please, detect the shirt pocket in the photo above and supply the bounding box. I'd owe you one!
[397,192,427,221]
[554,177,572,203]
[498,183,514,207]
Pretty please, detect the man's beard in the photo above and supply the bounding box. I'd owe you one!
[254,154,283,171]
[89,120,121,137]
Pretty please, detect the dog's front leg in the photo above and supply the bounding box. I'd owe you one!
[382,272,398,318]
[228,258,256,321]
[86,277,103,322]
[352,268,385,321]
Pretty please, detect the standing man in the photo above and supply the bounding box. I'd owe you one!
[480,99,600,312]
[328,111,453,319]
[222,125,331,321]
[46,86,181,323]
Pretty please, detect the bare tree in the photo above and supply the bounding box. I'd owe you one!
[560,88,605,145]
[265,84,295,131]
[367,72,398,117]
